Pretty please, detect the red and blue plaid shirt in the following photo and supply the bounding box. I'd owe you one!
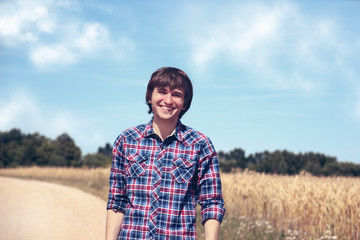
[107,119,226,240]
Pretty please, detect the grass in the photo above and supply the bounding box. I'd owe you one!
[220,169,360,240]
[0,166,109,200]
[1,167,359,239]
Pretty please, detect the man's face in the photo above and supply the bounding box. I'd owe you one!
[149,86,185,123]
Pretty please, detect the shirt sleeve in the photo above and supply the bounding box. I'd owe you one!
[197,137,226,225]
[107,134,128,213]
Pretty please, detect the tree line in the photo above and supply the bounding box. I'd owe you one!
[218,148,360,176]
[0,129,111,168]
[1,129,360,176]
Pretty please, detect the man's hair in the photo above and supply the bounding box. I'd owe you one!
[145,67,193,119]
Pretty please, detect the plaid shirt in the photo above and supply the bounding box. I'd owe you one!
[107,119,226,240]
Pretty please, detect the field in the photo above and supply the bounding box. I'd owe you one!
[0,167,359,239]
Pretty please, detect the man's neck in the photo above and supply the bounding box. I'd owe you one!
[152,117,178,141]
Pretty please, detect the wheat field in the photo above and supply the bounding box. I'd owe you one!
[0,167,359,239]
[221,169,360,239]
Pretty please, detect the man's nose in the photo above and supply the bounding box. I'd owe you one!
[164,94,172,104]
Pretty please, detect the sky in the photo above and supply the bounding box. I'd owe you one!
[1,0,360,163]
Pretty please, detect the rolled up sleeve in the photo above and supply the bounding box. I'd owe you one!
[197,139,226,225]
[107,135,128,213]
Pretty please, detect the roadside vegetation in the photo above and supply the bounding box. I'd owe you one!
[1,167,359,239]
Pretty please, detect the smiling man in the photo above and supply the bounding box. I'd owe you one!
[105,67,226,240]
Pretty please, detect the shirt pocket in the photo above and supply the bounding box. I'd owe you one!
[171,157,195,184]
[127,153,148,178]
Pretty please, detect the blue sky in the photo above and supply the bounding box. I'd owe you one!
[1,0,360,163]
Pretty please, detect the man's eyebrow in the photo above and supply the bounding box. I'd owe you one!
[173,89,183,94]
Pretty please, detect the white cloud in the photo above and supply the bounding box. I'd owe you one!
[30,44,77,66]
[0,90,79,136]
[0,89,104,153]
[0,91,38,129]
[29,21,119,68]
[56,0,81,11]
[191,2,293,66]
[188,1,356,91]
[0,1,55,46]
[189,2,316,90]
[73,22,110,52]
[0,0,133,68]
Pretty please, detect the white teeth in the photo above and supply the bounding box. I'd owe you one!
[161,106,173,110]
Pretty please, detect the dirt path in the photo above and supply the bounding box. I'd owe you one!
[0,177,107,240]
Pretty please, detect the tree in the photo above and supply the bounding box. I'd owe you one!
[0,129,83,168]
[83,153,111,168]
[218,148,248,169]
[98,143,112,156]
[53,133,82,167]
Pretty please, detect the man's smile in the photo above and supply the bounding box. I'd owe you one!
[160,105,175,111]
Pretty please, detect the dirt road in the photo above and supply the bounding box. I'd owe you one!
[0,177,107,240]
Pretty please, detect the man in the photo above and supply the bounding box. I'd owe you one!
[106,67,226,240]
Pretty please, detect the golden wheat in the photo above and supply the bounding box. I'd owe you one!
[221,169,360,239]
[0,167,359,239]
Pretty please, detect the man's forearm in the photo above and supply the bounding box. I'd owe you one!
[204,219,220,240]
[105,210,125,240]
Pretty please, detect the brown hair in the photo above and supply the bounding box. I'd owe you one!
[145,67,193,119]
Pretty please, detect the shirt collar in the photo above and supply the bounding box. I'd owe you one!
[143,117,185,142]
[143,118,156,138]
